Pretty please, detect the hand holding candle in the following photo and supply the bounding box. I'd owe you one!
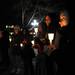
[34,28,38,36]
[31,40,35,46]
[48,33,54,45]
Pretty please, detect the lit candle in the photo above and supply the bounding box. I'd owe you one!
[31,40,35,45]
[9,38,12,42]
[20,43,24,47]
[48,33,54,44]
[34,28,38,35]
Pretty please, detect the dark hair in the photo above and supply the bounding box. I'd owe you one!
[44,13,58,28]
[44,38,50,45]
[0,25,4,31]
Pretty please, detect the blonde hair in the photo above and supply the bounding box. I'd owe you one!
[14,25,20,31]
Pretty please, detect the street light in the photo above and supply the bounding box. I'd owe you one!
[31,19,39,36]
[31,19,39,27]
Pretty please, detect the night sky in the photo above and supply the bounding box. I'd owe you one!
[0,0,74,25]
[0,0,20,24]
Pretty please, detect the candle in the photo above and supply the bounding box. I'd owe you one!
[48,33,54,44]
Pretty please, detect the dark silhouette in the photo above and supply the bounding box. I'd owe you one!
[22,38,35,75]
[0,26,9,74]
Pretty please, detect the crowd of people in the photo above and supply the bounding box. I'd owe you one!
[0,10,74,75]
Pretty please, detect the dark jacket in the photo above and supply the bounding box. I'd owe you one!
[0,29,9,68]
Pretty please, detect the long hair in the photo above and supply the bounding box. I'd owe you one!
[40,13,58,33]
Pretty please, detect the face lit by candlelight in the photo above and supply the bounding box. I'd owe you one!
[59,11,69,27]
[14,25,20,34]
[45,16,52,26]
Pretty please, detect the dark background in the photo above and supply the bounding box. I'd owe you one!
[0,0,74,25]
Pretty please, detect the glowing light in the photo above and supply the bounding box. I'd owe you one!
[48,33,54,44]
[11,25,14,28]
[20,43,23,47]
[31,19,39,27]
[10,32,13,35]
[34,28,38,35]
[6,25,8,28]
[9,38,12,42]
[31,40,34,45]
[59,11,69,27]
